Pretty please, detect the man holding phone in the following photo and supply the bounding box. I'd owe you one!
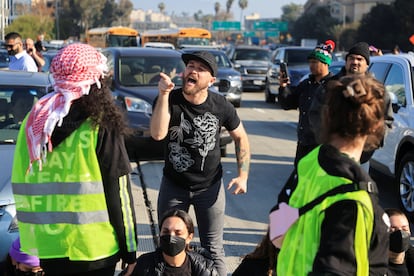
[25,38,45,72]
[278,40,335,166]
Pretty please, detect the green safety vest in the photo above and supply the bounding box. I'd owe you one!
[277,146,374,276]
[12,119,120,261]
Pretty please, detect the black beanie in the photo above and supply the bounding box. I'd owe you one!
[346,42,370,64]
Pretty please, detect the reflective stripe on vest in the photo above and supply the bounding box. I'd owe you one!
[12,119,120,261]
[277,146,374,275]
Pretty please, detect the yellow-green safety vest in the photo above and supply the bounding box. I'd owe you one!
[12,119,120,261]
[277,146,374,276]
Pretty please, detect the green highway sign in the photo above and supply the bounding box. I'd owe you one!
[265,31,280,37]
[253,21,288,32]
[243,31,256,37]
[212,21,241,31]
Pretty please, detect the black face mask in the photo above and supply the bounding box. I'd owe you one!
[389,230,411,253]
[159,235,186,257]
[8,49,17,56]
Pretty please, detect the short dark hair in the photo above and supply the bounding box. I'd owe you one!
[159,208,194,235]
[5,32,22,41]
[385,208,406,218]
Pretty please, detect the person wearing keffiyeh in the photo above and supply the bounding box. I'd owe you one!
[11,43,138,276]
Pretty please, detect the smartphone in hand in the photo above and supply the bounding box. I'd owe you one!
[279,62,288,79]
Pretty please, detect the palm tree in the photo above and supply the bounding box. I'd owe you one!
[238,0,247,29]
[158,2,165,14]
[226,0,234,17]
[214,2,220,18]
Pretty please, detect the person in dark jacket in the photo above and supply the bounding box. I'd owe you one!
[309,41,394,168]
[278,40,335,166]
[385,208,414,276]
[130,209,217,276]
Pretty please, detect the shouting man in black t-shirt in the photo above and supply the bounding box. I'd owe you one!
[150,51,250,276]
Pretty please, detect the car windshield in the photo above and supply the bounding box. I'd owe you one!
[0,87,46,143]
[234,49,270,61]
[118,56,185,86]
[213,52,232,68]
[285,49,312,66]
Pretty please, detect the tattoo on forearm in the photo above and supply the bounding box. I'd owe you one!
[235,144,250,172]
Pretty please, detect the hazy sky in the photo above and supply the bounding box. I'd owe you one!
[132,0,307,19]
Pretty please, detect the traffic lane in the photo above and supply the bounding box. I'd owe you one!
[222,92,298,222]
[220,92,299,272]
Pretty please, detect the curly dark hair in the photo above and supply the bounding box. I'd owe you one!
[76,77,132,136]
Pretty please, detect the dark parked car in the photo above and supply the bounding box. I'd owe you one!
[180,48,242,107]
[0,70,54,270]
[41,50,59,73]
[0,49,9,69]
[228,45,271,91]
[101,47,232,161]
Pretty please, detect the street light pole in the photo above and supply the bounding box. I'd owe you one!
[55,0,60,39]
[1,0,4,40]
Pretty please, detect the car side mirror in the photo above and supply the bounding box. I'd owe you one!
[388,91,400,113]
[274,59,283,65]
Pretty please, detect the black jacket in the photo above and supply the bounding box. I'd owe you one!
[132,248,218,276]
[278,73,333,146]
[276,144,389,275]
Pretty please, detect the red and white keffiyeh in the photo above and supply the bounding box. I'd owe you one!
[25,43,108,172]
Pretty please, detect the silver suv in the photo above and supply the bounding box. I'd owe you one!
[368,53,414,215]
[229,45,271,91]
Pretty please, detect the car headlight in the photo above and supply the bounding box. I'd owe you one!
[235,65,245,74]
[125,96,152,115]
[8,215,18,232]
[229,75,242,87]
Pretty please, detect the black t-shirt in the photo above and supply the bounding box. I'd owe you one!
[163,255,191,276]
[160,89,240,190]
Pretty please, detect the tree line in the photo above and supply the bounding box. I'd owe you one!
[4,0,413,53]
[283,0,413,52]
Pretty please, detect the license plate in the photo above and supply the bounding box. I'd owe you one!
[253,80,264,85]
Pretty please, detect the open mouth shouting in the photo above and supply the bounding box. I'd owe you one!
[186,76,197,85]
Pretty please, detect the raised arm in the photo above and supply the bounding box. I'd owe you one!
[150,72,175,140]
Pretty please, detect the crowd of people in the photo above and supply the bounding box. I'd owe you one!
[4,32,46,73]
[3,29,414,276]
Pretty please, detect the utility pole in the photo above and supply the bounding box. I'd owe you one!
[0,0,9,40]
[55,0,60,39]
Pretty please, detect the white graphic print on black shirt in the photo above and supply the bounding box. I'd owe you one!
[169,112,219,172]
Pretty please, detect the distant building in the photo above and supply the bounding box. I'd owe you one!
[130,9,203,32]
[304,0,395,23]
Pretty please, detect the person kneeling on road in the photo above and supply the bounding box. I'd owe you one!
[126,209,218,276]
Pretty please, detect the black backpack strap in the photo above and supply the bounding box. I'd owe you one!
[298,181,377,216]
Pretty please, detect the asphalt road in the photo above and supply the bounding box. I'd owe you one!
[117,91,402,275]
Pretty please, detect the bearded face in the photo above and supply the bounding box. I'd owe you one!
[182,60,214,96]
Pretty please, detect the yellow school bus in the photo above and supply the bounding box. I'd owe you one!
[86,26,139,48]
[141,27,211,49]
